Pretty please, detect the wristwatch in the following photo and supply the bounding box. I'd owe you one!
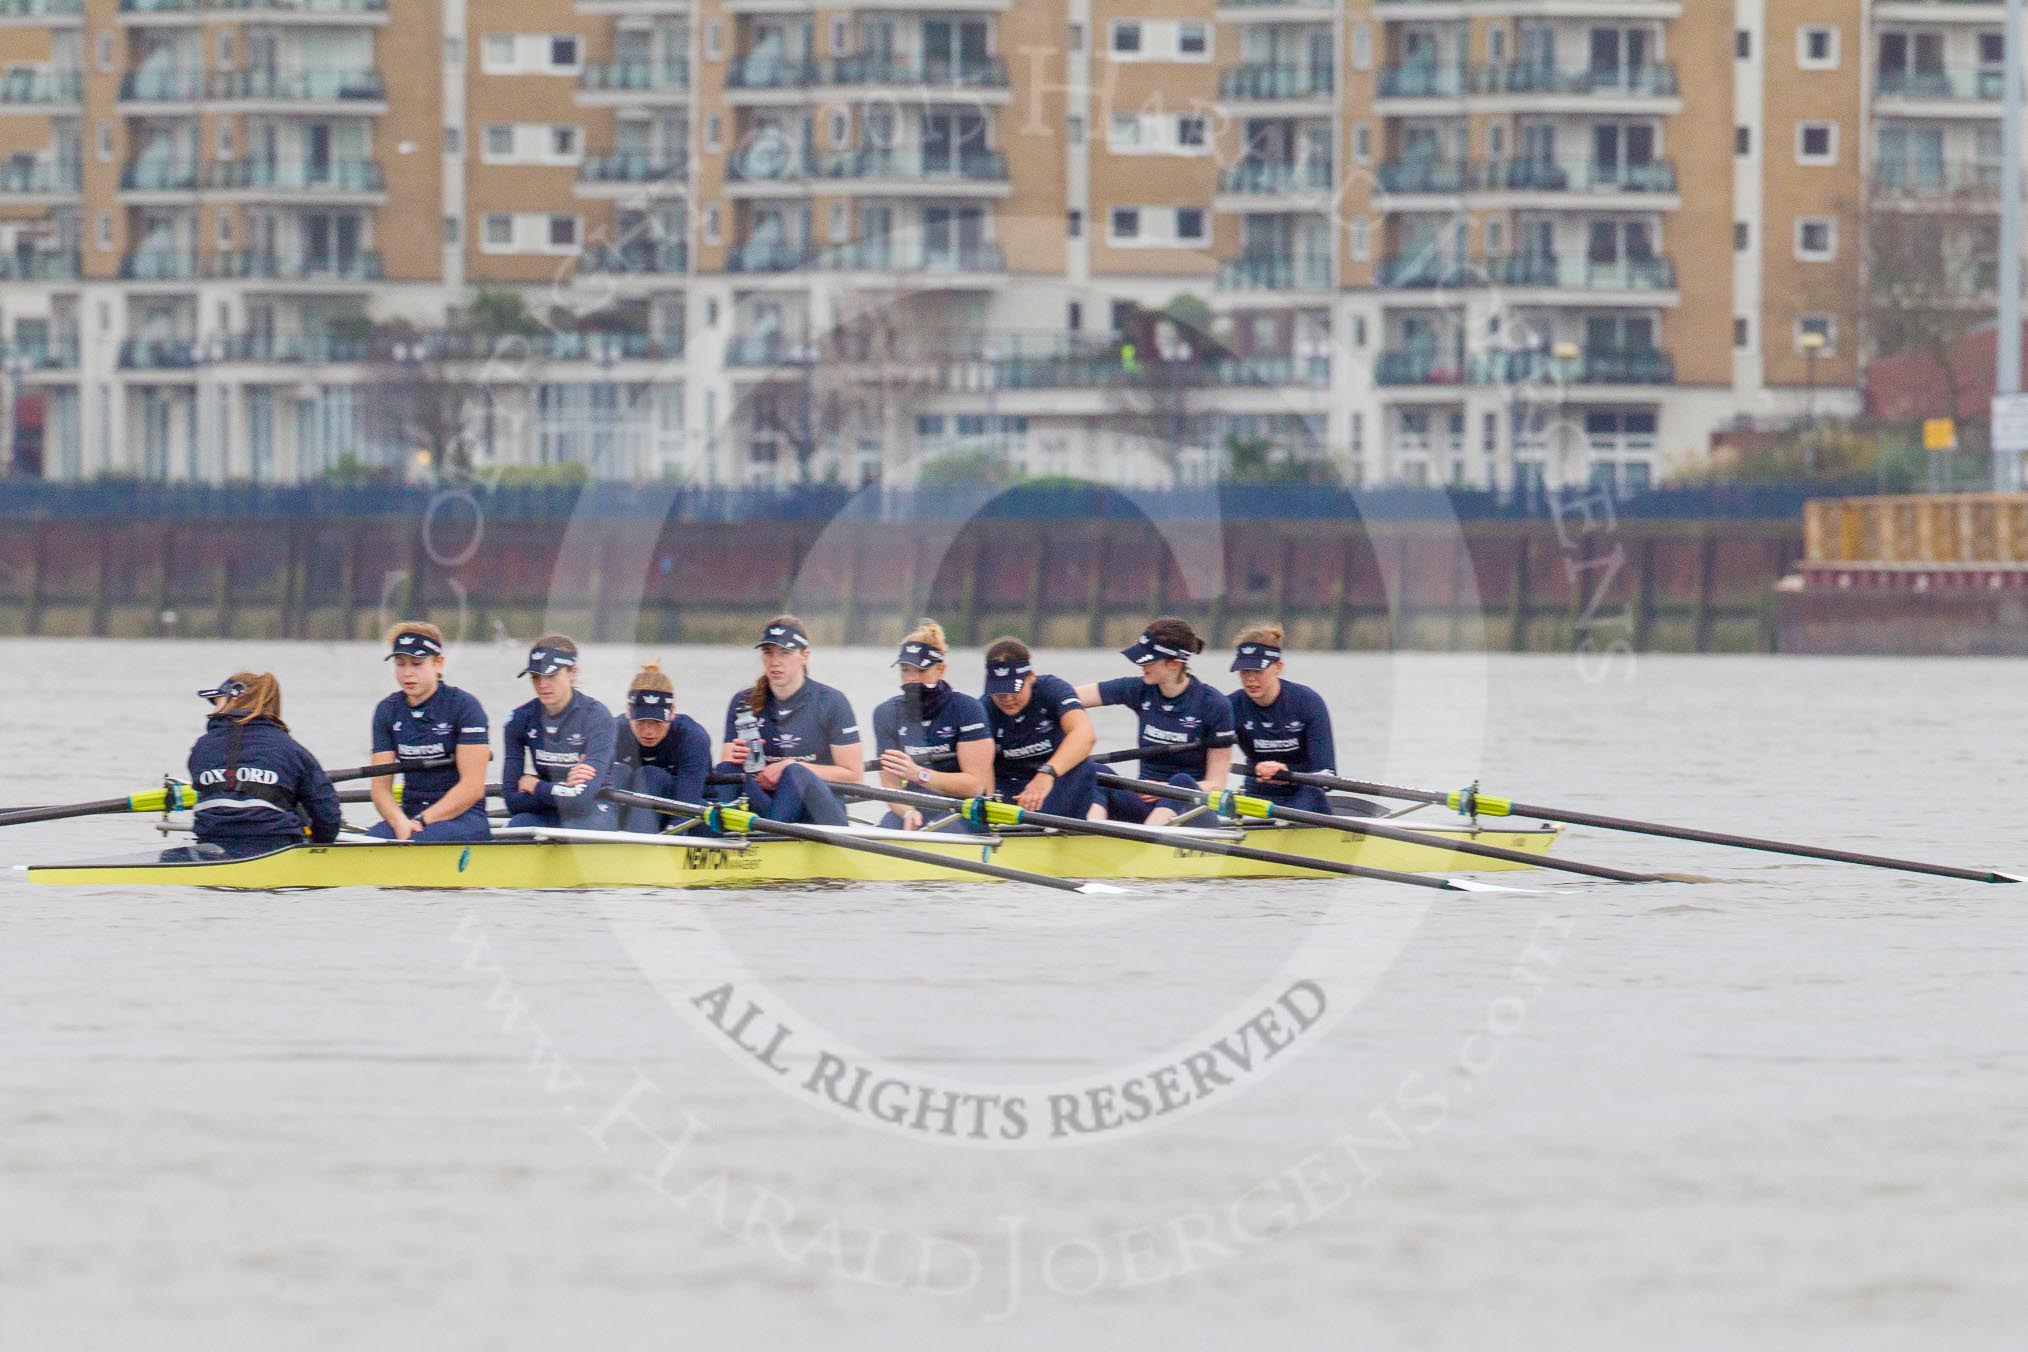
[1036,764,1059,779]
[917,768,931,785]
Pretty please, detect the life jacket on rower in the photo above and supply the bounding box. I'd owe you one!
[184,671,342,856]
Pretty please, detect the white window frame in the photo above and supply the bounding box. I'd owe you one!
[548,124,581,162]
[705,20,723,62]
[481,34,517,73]
[1107,113,1143,150]
[546,35,581,73]
[1108,206,1141,243]
[1109,21,1142,58]
[1796,121,1837,165]
[1794,215,1836,261]
[482,212,514,251]
[1176,21,1210,60]
[1174,206,1206,244]
[703,203,721,246]
[1174,114,1207,151]
[1351,24,1372,71]
[1795,314,1836,356]
[482,124,514,163]
[545,214,580,252]
[1798,26,1838,71]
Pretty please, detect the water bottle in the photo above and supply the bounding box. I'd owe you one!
[735,708,765,772]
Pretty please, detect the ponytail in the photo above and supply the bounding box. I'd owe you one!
[216,671,288,731]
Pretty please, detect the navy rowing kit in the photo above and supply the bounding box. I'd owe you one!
[502,689,620,830]
[1229,679,1338,815]
[871,681,991,830]
[985,672,1096,816]
[185,714,343,855]
[716,679,859,826]
[611,711,713,833]
[1091,673,1236,822]
[366,683,492,841]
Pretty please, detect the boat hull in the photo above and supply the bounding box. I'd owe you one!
[25,821,1560,890]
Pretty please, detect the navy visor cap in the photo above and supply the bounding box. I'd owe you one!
[755,621,810,652]
[983,660,1033,695]
[1230,642,1283,671]
[628,690,674,723]
[197,677,247,702]
[894,641,945,670]
[1121,633,1188,666]
[519,642,579,677]
[386,630,444,661]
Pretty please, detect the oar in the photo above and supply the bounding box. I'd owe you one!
[1098,773,1666,884]
[1249,768,2022,886]
[855,737,1237,775]
[834,783,1535,895]
[0,760,438,829]
[597,786,1128,896]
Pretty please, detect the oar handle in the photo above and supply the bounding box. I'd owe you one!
[856,737,1236,775]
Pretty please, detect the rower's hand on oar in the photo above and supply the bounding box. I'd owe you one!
[1015,776,1052,812]
[897,806,924,831]
[1254,760,1289,782]
[879,749,922,783]
[565,763,597,786]
[752,760,788,791]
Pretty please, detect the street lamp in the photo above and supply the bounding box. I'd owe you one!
[1799,329,1826,478]
[1551,339,1580,487]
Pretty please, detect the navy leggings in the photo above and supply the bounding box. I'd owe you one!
[364,801,492,842]
[711,761,850,827]
[1097,771,1204,824]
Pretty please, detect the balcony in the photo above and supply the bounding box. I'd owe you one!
[577,153,689,192]
[121,0,388,18]
[1873,159,2002,204]
[217,333,375,363]
[831,240,1006,275]
[1375,348,1468,387]
[1376,345,1675,387]
[1375,254,1676,293]
[1876,69,2005,104]
[578,60,690,97]
[207,68,386,104]
[1378,159,1469,195]
[727,147,1009,189]
[1218,254,1332,292]
[0,70,83,106]
[119,69,205,102]
[0,250,80,281]
[0,0,81,21]
[1376,64,1465,99]
[1474,157,1678,195]
[0,160,79,194]
[1469,62,1680,98]
[5,337,80,370]
[576,240,689,277]
[1216,0,1332,12]
[120,337,201,370]
[120,250,201,281]
[205,157,386,193]
[726,55,1009,92]
[1217,62,1334,101]
[205,250,384,282]
[120,160,201,191]
[1217,159,1333,195]
[726,242,817,274]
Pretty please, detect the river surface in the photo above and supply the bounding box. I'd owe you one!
[1,639,2023,1350]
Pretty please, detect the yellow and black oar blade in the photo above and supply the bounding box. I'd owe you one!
[598,787,1128,896]
[1098,772,1663,884]
[835,783,1539,896]
[1264,768,2021,886]
[0,784,201,829]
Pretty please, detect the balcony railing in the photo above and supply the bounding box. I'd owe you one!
[212,330,680,364]
[1377,345,1675,387]
[726,242,817,273]
[833,241,1006,272]
[1378,159,1469,194]
[1877,69,2005,101]
[205,250,384,281]
[1218,254,1332,291]
[0,70,83,103]
[1218,159,1333,193]
[0,250,80,281]
[119,69,204,100]
[120,250,201,280]
[122,0,387,14]
[1377,158,1680,195]
[1470,62,1680,97]
[206,158,385,191]
[1874,160,2002,200]
[0,161,79,193]
[208,68,385,100]
[4,337,80,369]
[121,337,201,369]
[576,241,690,275]
[727,56,1009,90]
[0,0,82,18]
[579,60,690,93]
[120,160,201,190]
[1218,62,1334,100]
[578,152,690,185]
[1377,64,1465,98]
[728,147,1009,185]
[1376,254,1676,291]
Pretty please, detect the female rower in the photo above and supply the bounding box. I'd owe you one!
[181,672,341,858]
[612,662,714,833]
[365,621,492,842]
[1227,624,1337,816]
[981,636,1097,816]
[716,614,861,826]
[871,619,992,831]
[1074,615,1233,826]
[501,635,620,830]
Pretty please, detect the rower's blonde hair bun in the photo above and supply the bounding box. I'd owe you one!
[904,618,949,653]
[1235,623,1285,647]
[630,662,674,695]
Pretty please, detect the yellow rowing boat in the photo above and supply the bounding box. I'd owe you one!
[24,819,1558,890]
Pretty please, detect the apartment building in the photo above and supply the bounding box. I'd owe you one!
[0,0,1994,487]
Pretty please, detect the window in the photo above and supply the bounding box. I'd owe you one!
[1069,23,1084,53]
[1110,206,1140,242]
[1175,207,1205,243]
[1350,411,1364,452]
[446,35,462,65]
[705,113,722,152]
[1108,113,1142,150]
[96,210,111,250]
[1351,24,1371,71]
[216,211,232,247]
[1799,27,1838,70]
[1068,301,1082,331]
[831,17,848,55]
[1349,217,1371,260]
[1734,316,1750,348]
[215,120,232,157]
[705,21,722,61]
[216,30,232,68]
[445,126,461,156]
[1981,32,2005,68]
[1175,115,1206,150]
[96,31,111,71]
[1736,30,1751,60]
[1352,123,1371,163]
[1795,314,1835,355]
[482,34,516,72]
[548,215,578,249]
[703,203,721,245]
[1486,220,1503,255]
[445,215,461,245]
[1797,122,1836,164]
[1795,216,1835,260]
[1483,412,1498,453]
[828,201,848,241]
[484,124,513,160]
[1111,22,1141,56]
[1177,22,1208,59]
[548,36,580,70]
[828,109,848,147]
[1489,29,1506,62]
[1488,125,1504,157]
[1068,115,1085,145]
[1067,208,1083,238]
[1734,221,1748,251]
[550,125,579,159]
[96,121,111,162]
[1736,126,1751,156]
[483,213,513,249]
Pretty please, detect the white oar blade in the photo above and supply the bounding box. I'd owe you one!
[1075,882,1132,896]
[1444,877,1542,895]
[1990,871,2025,884]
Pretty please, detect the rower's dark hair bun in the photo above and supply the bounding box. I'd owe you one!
[1145,616,1204,656]
[984,635,1031,667]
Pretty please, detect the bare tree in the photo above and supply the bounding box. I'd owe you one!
[1858,191,1999,433]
